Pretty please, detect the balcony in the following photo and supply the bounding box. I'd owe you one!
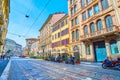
[80,25,120,41]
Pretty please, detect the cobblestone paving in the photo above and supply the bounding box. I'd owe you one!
[9,58,120,80]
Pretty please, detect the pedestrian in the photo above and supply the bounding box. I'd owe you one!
[3,54,5,60]
[0,54,2,59]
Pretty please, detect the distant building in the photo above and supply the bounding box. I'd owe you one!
[0,0,10,54]
[24,38,38,56]
[15,43,23,56]
[4,39,22,56]
[30,41,39,56]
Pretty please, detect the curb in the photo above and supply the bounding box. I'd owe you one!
[0,60,11,80]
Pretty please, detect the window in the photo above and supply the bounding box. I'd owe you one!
[82,11,86,21]
[55,34,57,39]
[105,15,113,27]
[70,0,72,4]
[90,23,95,33]
[75,17,79,25]
[52,35,54,40]
[84,25,88,35]
[71,20,74,26]
[61,30,64,36]
[66,19,68,24]
[110,40,119,54]
[76,29,79,40]
[97,20,103,30]
[94,4,100,14]
[86,45,90,55]
[74,5,77,13]
[65,28,68,34]
[101,0,109,10]
[81,0,85,7]
[72,31,75,41]
[86,0,91,4]
[61,21,64,27]
[88,8,93,17]
[71,8,74,15]
[58,32,60,38]
[66,38,69,44]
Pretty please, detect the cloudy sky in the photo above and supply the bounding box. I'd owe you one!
[7,0,68,47]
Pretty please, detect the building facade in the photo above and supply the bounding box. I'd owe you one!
[39,12,66,56]
[68,0,120,61]
[24,38,37,56]
[4,38,22,56]
[0,0,10,54]
[51,15,70,59]
[30,41,39,56]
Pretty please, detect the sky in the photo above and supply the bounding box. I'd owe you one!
[6,0,68,47]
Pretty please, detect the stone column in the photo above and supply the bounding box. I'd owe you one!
[81,42,86,61]
[90,42,95,61]
[105,40,112,59]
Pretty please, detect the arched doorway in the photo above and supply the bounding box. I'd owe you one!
[73,45,80,63]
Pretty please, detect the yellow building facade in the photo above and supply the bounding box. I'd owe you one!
[0,0,10,54]
[51,15,70,58]
[39,13,65,57]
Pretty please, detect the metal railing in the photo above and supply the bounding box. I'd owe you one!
[80,25,119,40]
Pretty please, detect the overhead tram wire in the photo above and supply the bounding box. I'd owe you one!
[24,0,51,37]
[8,32,25,38]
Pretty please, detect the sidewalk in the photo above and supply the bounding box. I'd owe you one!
[0,59,9,76]
[80,61,102,67]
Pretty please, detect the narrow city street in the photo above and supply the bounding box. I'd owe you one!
[9,58,120,80]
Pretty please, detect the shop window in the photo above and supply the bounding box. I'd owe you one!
[110,40,119,54]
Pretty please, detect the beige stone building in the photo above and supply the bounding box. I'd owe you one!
[39,12,66,57]
[68,0,120,61]
[24,38,38,56]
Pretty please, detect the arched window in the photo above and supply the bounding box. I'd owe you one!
[90,23,95,33]
[84,25,88,35]
[97,20,103,30]
[105,15,113,27]
[72,31,75,41]
[110,40,119,54]
[76,29,79,39]
[101,0,109,10]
